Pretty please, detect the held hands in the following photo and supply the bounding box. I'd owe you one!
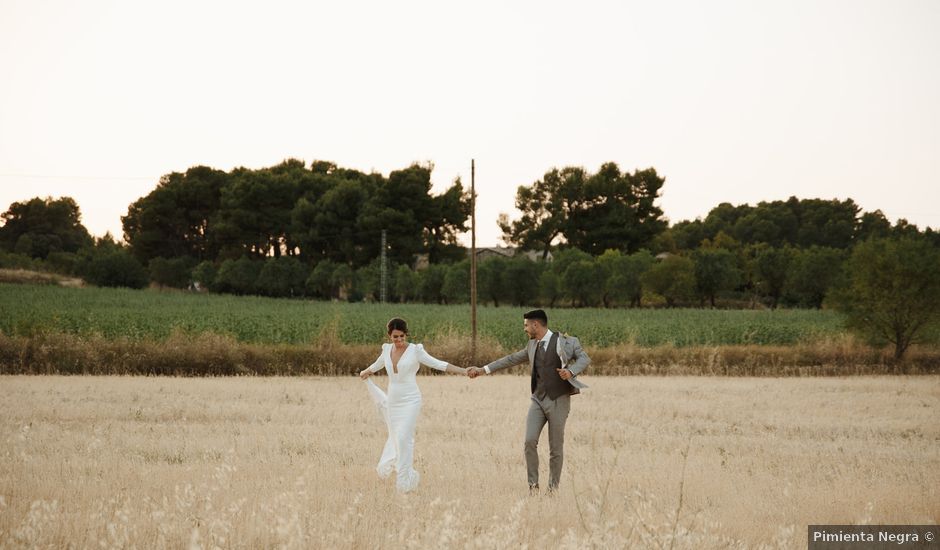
[556,368,572,381]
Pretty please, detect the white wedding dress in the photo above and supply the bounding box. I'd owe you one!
[363,343,448,493]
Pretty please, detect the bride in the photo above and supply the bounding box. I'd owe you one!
[359,318,467,493]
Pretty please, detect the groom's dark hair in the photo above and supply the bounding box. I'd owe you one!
[523,309,548,326]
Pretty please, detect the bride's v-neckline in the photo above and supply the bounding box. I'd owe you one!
[390,343,411,374]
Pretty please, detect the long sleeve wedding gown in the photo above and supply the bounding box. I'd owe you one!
[363,343,448,493]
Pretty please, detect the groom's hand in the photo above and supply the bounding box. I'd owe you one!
[467,366,482,379]
[556,368,572,381]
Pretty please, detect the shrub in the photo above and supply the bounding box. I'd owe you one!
[214,257,261,295]
[83,250,149,289]
[149,257,196,289]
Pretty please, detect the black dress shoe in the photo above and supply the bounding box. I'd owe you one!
[528,484,540,495]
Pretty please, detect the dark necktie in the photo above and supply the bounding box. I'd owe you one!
[533,340,542,397]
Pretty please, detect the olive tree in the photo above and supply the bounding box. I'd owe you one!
[832,237,940,359]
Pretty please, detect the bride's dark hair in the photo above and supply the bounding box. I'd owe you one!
[387,317,408,335]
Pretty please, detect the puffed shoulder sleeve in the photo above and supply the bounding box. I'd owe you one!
[366,344,387,373]
[415,344,449,371]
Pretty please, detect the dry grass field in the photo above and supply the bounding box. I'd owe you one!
[1,375,937,548]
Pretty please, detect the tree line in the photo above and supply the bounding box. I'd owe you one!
[122,159,471,267]
[2,160,938,308]
[3,158,940,358]
[0,158,937,306]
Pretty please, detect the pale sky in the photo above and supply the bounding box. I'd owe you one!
[1,0,938,247]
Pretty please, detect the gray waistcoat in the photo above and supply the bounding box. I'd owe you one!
[533,333,568,399]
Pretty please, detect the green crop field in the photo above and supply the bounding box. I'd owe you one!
[0,283,861,348]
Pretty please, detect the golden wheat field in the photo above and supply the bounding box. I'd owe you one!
[1,375,937,549]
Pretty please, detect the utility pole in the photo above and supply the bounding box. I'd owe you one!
[380,229,388,302]
[470,159,477,364]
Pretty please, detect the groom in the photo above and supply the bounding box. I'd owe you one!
[467,309,590,493]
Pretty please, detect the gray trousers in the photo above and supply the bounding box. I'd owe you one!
[524,393,571,489]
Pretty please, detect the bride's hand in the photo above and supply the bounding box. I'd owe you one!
[359,369,371,380]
